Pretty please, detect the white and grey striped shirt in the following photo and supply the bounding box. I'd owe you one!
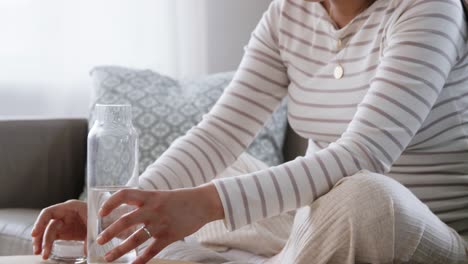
[140,0,468,235]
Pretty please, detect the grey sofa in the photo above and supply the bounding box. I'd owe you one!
[0,119,307,256]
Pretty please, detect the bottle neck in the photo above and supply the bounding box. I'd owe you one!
[96,104,132,127]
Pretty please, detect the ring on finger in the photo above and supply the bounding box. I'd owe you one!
[142,226,152,239]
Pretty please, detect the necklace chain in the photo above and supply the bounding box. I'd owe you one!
[328,0,375,79]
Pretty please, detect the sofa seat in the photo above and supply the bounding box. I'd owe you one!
[0,209,39,255]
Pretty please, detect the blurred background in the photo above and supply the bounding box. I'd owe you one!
[0,0,271,119]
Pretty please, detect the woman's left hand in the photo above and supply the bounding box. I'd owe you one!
[96,183,224,264]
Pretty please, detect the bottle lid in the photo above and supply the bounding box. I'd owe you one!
[50,240,86,262]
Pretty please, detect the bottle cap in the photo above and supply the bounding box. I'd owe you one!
[50,240,86,263]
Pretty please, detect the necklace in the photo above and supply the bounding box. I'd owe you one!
[327,1,375,79]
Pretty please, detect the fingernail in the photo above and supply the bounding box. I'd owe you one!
[96,235,104,244]
[42,250,48,260]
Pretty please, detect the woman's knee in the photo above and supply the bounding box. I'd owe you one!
[332,171,406,206]
[313,171,434,261]
[308,171,429,243]
[289,172,403,263]
[346,171,430,210]
[290,172,464,263]
[303,171,404,231]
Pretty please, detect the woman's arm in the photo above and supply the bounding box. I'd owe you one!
[139,0,289,190]
[212,0,467,230]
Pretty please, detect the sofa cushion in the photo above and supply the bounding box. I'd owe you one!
[90,66,288,173]
[0,209,40,256]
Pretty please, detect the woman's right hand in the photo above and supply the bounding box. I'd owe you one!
[31,200,87,260]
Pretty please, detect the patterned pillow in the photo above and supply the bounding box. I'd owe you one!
[89,66,288,174]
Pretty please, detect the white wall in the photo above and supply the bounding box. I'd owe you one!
[0,0,177,118]
[0,0,271,119]
[204,0,271,73]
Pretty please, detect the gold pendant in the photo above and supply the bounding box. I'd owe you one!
[334,64,344,79]
[337,39,343,50]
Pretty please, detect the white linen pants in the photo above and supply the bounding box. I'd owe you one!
[266,171,468,264]
[191,153,468,264]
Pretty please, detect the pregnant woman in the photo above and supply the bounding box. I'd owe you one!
[31,0,468,263]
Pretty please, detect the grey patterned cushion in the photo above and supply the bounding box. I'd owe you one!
[90,66,288,174]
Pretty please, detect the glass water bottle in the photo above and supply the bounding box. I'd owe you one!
[87,104,139,263]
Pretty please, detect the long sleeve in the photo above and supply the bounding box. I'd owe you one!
[139,0,289,190]
[212,1,467,230]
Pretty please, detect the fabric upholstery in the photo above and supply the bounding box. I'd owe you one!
[0,209,39,256]
[0,119,87,209]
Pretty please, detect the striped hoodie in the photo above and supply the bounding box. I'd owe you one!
[140,0,468,235]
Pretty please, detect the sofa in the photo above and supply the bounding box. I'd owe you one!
[0,118,307,256]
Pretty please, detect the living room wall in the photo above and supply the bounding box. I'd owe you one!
[0,0,270,119]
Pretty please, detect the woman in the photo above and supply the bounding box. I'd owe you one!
[31,0,468,263]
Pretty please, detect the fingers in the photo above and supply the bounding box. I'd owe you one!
[132,238,172,264]
[103,227,152,262]
[99,189,144,217]
[32,206,58,255]
[31,208,53,237]
[31,200,87,256]
[32,232,43,255]
[32,203,69,237]
[97,209,143,245]
[41,219,63,260]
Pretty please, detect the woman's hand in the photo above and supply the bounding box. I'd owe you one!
[96,183,224,264]
[31,200,87,260]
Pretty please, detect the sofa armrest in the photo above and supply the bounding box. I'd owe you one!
[0,119,87,209]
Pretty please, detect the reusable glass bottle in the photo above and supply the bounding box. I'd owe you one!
[87,104,139,263]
